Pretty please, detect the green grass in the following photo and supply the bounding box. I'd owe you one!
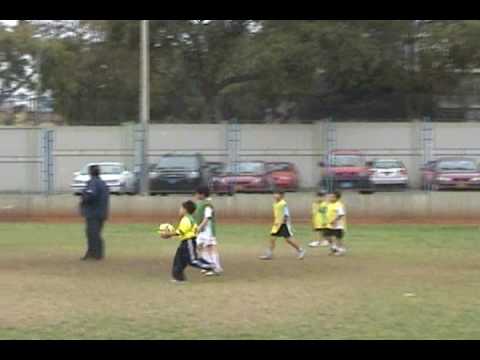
[1,222,480,339]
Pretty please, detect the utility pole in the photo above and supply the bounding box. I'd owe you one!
[139,20,150,195]
[34,49,42,127]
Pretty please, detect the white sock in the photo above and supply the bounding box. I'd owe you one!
[201,249,212,263]
[212,252,222,271]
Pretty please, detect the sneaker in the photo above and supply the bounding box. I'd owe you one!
[297,249,306,260]
[205,271,221,276]
[335,248,347,256]
[320,240,330,247]
[259,254,273,260]
[170,279,186,284]
[329,247,338,256]
[200,269,208,274]
[309,241,321,248]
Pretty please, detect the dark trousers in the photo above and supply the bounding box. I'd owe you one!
[85,217,105,259]
[172,238,214,281]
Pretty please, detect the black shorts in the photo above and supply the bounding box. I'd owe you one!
[314,228,327,235]
[271,224,293,238]
[324,229,345,240]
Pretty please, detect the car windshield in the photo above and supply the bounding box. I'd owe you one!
[373,160,404,169]
[268,163,291,172]
[156,156,198,170]
[208,163,225,174]
[226,162,265,174]
[437,160,477,171]
[80,164,124,175]
[330,155,363,167]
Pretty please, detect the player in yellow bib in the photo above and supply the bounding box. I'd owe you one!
[309,191,330,248]
[259,190,306,260]
[160,200,215,282]
[325,191,347,256]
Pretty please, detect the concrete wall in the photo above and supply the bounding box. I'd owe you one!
[0,128,41,193]
[3,121,480,193]
[1,193,479,222]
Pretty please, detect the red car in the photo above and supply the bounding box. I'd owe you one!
[211,161,274,195]
[319,150,374,193]
[267,162,299,192]
[421,157,480,190]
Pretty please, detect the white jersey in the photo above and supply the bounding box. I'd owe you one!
[331,203,346,230]
[199,206,215,238]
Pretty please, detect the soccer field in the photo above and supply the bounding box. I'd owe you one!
[1,222,480,340]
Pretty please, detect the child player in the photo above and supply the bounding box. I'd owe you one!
[325,191,347,256]
[161,200,215,283]
[259,190,306,260]
[194,186,223,276]
[308,190,330,248]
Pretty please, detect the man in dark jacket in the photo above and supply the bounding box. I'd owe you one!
[80,165,110,260]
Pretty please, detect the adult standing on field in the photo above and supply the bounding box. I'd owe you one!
[80,165,110,261]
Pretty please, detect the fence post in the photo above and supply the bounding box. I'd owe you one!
[226,118,241,195]
[40,128,55,195]
[322,116,336,193]
[421,116,434,192]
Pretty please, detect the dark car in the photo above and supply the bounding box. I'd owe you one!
[266,162,300,192]
[133,163,156,194]
[421,157,480,191]
[206,162,226,176]
[211,161,274,195]
[149,154,210,195]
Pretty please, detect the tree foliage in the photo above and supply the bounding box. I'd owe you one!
[3,20,480,124]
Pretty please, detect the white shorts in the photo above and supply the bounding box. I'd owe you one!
[196,233,217,247]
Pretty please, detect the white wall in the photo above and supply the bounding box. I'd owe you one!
[3,121,480,193]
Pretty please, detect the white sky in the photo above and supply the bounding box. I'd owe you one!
[1,20,18,27]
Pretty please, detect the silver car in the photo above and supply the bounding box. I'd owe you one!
[368,159,409,189]
[71,162,137,195]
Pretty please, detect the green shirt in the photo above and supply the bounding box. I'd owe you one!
[194,199,216,237]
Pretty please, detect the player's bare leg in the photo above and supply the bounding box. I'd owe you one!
[259,237,276,260]
[309,232,322,248]
[320,232,330,247]
[334,238,346,256]
[286,237,306,260]
[328,236,338,255]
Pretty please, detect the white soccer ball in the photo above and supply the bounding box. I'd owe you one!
[158,223,175,234]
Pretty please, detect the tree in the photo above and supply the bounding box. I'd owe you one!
[0,22,36,108]
[149,20,262,122]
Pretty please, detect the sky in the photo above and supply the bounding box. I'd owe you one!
[1,20,18,27]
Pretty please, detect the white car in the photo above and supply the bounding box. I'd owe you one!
[71,162,137,195]
[368,159,409,190]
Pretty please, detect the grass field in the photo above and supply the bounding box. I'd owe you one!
[1,222,480,339]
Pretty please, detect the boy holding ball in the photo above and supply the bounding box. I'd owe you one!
[160,200,215,283]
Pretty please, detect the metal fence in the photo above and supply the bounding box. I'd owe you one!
[3,119,480,195]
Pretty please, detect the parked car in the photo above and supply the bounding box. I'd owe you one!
[367,159,409,190]
[319,150,374,193]
[211,161,274,195]
[71,162,137,195]
[421,157,480,191]
[148,154,210,195]
[133,163,157,194]
[266,162,299,192]
[206,162,226,176]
